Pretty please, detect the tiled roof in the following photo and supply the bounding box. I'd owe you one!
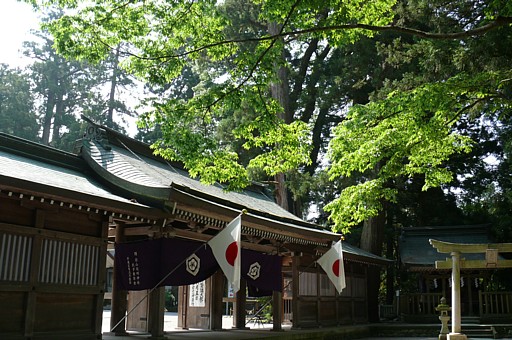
[78,120,393,264]
[81,120,318,226]
[0,122,392,264]
[342,241,392,265]
[0,133,157,218]
[399,224,497,266]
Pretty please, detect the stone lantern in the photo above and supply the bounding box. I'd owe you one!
[435,297,451,340]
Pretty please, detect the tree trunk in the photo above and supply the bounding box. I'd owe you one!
[268,21,292,211]
[360,211,385,255]
[41,63,60,145]
[385,229,395,305]
[360,196,386,323]
[41,91,56,145]
[106,45,121,128]
[51,91,65,146]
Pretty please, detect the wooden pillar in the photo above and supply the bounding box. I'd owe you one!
[94,219,109,336]
[24,209,45,337]
[442,276,447,298]
[210,271,224,330]
[177,286,188,329]
[233,278,248,329]
[291,255,300,329]
[148,286,165,338]
[366,265,381,322]
[448,251,467,340]
[316,268,321,326]
[272,290,283,331]
[110,223,128,335]
[467,275,473,316]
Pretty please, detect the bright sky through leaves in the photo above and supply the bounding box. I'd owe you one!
[0,0,40,67]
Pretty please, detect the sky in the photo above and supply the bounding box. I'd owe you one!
[0,0,41,67]
[0,0,141,135]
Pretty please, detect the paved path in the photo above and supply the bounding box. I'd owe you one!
[102,310,274,333]
[101,311,500,340]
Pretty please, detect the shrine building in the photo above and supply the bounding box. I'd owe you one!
[0,118,389,339]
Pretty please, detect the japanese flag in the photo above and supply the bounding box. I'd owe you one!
[317,240,346,293]
[208,214,242,293]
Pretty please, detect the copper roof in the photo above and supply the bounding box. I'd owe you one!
[399,224,499,267]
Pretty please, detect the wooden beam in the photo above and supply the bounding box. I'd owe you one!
[173,229,279,254]
[429,239,512,253]
[435,258,512,269]
[168,187,338,245]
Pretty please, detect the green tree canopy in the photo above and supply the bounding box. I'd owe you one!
[28,0,512,233]
[0,64,39,140]
[28,0,396,188]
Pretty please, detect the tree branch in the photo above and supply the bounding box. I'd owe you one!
[201,0,302,111]
[289,38,319,112]
[125,16,512,61]
[447,95,501,126]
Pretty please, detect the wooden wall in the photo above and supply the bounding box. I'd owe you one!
[289,255,369,328]
[0,194,108,340]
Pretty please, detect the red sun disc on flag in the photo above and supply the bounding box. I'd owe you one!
[332,259,340,277]
[225,241,238,266]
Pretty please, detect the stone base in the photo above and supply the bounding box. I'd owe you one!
[447,333,467,340]
[102,331,129,336]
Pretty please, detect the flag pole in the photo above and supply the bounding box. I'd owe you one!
[110,211,245,333]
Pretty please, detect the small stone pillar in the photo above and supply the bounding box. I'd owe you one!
[435,297,451,340]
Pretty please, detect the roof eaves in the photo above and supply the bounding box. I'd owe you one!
[342,242,393,266]
[0,176,164,222]
[0,133,85,173]
[168,185,340,246]
[169,183,335,235]
[81,138,172,207]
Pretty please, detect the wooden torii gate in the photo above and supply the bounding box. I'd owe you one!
[429,239,512,340]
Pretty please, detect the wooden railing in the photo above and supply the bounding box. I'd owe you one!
[283,298,292,323]
[379,304,396,319]
[400,293,443,316]
[479,291,512,317]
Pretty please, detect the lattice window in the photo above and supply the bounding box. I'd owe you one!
[39,239,100,286]
[0,232,32,282]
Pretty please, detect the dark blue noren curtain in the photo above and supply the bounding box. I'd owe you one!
[160,238,219,286]
[115,239,282,295]
[242,248,282,296]
[115,238,162,290]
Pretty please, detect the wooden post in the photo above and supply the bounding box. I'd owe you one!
[24,209,45,337]
[233,278,248,329]
[110,223,128,335]
[210,271,225,330]
[467,275,473,316]
[177,286,188,329]
[291,255,300,329]
[272,290,283,331]
[94,219,109,336]
[148,286,165,338]
[316,268,321,326]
